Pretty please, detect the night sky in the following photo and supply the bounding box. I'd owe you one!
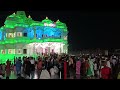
[0,10,120,51]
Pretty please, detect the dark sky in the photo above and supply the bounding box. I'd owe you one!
[0,11,120,51]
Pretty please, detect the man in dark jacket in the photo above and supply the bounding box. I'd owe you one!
[25,58,31,78]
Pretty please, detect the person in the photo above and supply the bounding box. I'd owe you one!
[25,58,31,78]
[76,59,81,79]
[37,58,42,79]
[64,59,67,79]
[30,57,35,79]
[100,61,111,79]
[80,58,86,79]
[58,59,64,79]
[68,57,74,79]
[23,57,27,77]
[85,58,91,79]
[86,58,94,79]
[16,59,22,76]
[50,66,56,79]
[96,58,100,79]
[89,58,94,77]
[114,59,120,79]
[6,60,11,79]
[40,68,50,79]
[94,61,98,78]
[91,57,95,63]
[106,58,111,76]
[111,56,117,79]
[53,66,59,78]
[44,57,50,72]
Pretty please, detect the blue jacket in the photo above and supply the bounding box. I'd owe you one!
[16,60,22,71]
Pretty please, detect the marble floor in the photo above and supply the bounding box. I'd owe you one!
[3,71,17,79]
[2,70,83,79]
[3,70,39,79]
[3,70,59,79]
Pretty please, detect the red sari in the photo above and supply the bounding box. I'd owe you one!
[6,61,11,77]
[64,61,67,79]
[101,66,111,79]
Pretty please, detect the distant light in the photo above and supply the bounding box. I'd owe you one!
[46,17,48,19]
[44,23,56,27]
[39,38,40,39]
[28,15,31,18]
[57,19,60,22]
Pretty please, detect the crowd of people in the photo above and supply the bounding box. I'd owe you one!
[0,53,120,79]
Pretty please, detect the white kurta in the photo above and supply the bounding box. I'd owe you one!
[40,70,50,79]
[106,61,111,68]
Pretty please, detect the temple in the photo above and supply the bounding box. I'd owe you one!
[0,11,68,63]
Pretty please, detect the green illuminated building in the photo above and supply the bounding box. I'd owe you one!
[0,11,68,63]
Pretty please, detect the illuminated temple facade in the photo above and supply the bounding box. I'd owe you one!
[0,11,68,63]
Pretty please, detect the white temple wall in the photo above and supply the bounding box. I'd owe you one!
[0,42,67,55]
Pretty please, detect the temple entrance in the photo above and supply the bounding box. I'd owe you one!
[28,42,65,55]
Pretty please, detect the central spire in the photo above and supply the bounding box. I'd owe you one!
[16,11,26,17]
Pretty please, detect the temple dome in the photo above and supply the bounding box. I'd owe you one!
[41,17,53,24]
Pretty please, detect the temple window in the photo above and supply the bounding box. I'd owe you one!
[23,49,27,54]
[1,50,5,54]
[17,32,22,37]
[8,33,14,38]
[23,33,27,37]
